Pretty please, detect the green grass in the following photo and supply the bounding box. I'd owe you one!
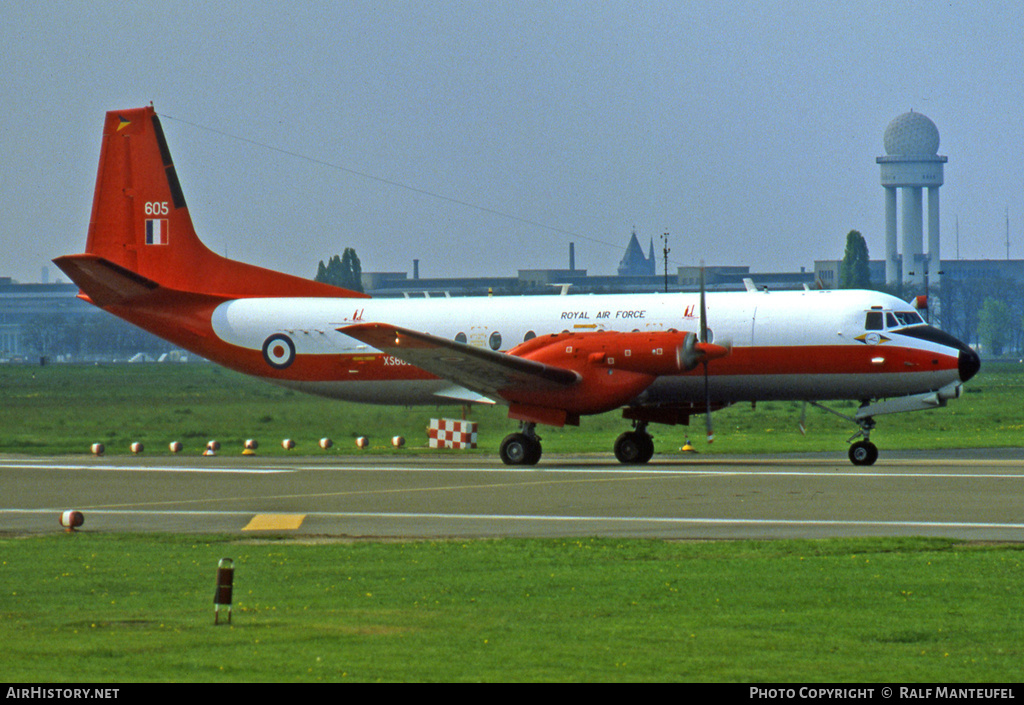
[0,361,1019,457]
[3,365,1023,682]
[1,534,1022,682]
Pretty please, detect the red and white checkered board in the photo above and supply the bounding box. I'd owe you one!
[428,418,478,449]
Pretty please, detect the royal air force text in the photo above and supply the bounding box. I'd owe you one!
[560,310,646,321]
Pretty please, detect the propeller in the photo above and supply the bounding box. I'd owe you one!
[700,265,713,443]
[674,263,731,442]
[677,332,699,371]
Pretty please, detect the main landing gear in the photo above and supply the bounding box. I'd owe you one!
[499,422,542,466]
[499,421,656,466]
[614,422,655,464]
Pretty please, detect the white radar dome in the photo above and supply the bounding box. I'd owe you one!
[884,111,940,156]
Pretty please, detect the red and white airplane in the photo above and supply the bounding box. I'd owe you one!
[54,106,980,466]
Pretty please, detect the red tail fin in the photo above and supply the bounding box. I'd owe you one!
[66,106,365,299]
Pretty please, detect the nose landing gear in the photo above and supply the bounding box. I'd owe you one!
[806,400,880,466]
[847,415,878,466]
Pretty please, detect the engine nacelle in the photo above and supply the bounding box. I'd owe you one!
[502,330,729,424]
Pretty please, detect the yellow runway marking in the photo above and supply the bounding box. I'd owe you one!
[243,513,306,531]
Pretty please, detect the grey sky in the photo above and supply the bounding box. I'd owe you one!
[2,1,1022,285]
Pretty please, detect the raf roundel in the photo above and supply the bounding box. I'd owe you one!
[262,333,296,369]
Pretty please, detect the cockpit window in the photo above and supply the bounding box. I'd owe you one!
[865,310,924,331]
[893,311,924,326]
[865,312,884,330]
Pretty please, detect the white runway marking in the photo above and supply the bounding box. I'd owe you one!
[4,507,1024,533]
[5,457,1024,479]
[314,511,1024,532]
[0,460,293,474]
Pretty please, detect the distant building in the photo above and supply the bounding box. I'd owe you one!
[0,279,92,359]
[0,277,171,361]
[361,231,816,298]
[617,229,656,276]
[814,258,1024,291]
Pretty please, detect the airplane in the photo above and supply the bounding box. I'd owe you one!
[54,106,981,467]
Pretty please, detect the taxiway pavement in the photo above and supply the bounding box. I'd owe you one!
[2,450,1023,540]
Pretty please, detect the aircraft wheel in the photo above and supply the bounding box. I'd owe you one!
[636,434,655,463]
[848,440,878,466]
[614,431,654,464]
[527,437,542,465]
[500,433,542,466]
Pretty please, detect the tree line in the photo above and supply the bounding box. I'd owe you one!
[315,248,364,293]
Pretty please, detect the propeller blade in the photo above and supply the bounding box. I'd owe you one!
[699,263,708,344]
[704,361,714,443]
[798,401,808,436]
[700,262,713,443]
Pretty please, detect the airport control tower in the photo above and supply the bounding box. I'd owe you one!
[876,111,947,287]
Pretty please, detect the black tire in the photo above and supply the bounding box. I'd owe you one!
[848,440,878,466]
[637,433,655,463]
[526,437,542,465]
[614,431,654,464]
[500,433,541,466]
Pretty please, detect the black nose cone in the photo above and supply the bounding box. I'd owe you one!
[959,347,981,383]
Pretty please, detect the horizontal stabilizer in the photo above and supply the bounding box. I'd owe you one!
[53,254,162,306]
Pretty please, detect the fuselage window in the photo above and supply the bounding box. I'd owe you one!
[455,332,467,344]
[489,331,502,350]
[865,312,884,330]
[523,330,536,342]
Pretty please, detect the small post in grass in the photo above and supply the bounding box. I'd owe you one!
[214,558,234,625]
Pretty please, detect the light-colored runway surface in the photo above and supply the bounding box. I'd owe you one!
[3,450,1023,540]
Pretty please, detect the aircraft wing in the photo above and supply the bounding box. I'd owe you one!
[339,323,580,400]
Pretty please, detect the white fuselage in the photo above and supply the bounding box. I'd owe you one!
[207,288,963,408]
